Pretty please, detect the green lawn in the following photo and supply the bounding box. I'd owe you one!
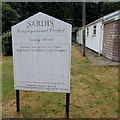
[2,45,119,118]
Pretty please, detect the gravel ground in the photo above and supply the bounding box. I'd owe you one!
[74,43,120,66]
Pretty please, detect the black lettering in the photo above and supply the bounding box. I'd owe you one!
[31,21,36,27]
[47,21,49,26]
[27,20,54,28]
[36,21,41,26]
[27,21,32,28]
[41,21,47,26]
[50,20,54,26]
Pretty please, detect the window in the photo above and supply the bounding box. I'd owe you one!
[93,25,96,35]
[87,28,89,36]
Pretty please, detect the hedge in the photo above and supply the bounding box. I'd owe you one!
[2,31,12,56]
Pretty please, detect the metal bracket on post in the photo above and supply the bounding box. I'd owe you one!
[16,90,20,112]
[66,93,70,118]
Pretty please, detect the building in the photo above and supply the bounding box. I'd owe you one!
[86,18,103,55]
[76,10,120,62]
[72,27,79,43]
[102,10,120,61]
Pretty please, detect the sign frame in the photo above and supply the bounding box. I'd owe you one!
[12,12,72,118]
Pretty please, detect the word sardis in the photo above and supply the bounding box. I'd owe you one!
[27,20,54,28]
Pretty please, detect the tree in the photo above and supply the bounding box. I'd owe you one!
[7,2,41,21]
[100,2,120,16]
[72,2,82,27]
[2,3,18,33]
[7,2,120,28]
[8,2,74,26]
[86,2,103,24]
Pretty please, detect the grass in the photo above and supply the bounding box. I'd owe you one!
[0,41,1,113]
[2,44,119,118]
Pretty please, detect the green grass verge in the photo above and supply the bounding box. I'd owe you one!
[2,45,119,118]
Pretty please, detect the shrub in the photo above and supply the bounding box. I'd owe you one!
[2,31,12,56]
[2,3,18,33]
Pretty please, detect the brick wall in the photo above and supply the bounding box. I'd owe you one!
[103,20,120,62]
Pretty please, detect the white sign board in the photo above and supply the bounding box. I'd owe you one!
[12,12,72,93]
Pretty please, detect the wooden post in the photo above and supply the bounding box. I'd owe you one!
[16,90,20,112]
[82,2,86,56]
[66,93,70,118]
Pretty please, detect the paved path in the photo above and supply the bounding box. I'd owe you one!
[74,43,120,66]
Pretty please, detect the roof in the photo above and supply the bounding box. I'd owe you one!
[75,10,120,32]
[86,17,103,27]
[103,10,120,22]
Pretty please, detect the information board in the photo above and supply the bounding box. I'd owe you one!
[12,12,72,93]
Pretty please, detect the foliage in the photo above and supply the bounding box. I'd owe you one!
[71,2,82,26]
[100,2,120,16]
[86,2,103,24]
[8,2,74,22]
[2,3,18,33]
[2,31,12,56]
[4,2,120,29]
[1,2,120,56]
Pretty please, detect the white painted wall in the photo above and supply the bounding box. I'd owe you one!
[12,12,72,93]
[76,19,103,54]
[76,28,83,45]
[76,10,120,55]
[86,20,103,54]
[76,30,79,43]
